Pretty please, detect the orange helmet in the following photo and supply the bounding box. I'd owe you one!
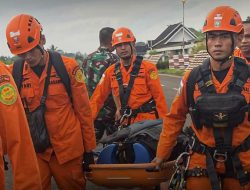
[112,27,136,47]
[6,14,42,55]
[202,6,243,33]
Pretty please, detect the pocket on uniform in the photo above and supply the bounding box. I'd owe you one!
[47,84,69,107]
[132,78,147,95]
[21,87,35,106]
[111,78,120,97]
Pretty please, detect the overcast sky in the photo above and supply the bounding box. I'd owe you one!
[0,0,249,56]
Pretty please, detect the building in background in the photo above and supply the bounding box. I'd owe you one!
[147,22,198,56]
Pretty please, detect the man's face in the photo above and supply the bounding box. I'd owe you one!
[17,46,43,67]
[206,31,233,61]
[240,23,250,57]
[115,42,132,60]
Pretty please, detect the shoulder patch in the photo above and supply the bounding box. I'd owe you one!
[149,70,158,80]
[72,66,85,83]
[0,83,17,105]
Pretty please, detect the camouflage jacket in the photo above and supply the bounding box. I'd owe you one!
[83,47,119,120]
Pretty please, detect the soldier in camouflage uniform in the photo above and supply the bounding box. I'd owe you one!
[83,27,119,141]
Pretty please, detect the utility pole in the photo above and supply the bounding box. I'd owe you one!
[181,0,187,55]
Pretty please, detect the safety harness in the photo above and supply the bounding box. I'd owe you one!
[184,57,250,190]
[114,56,159,126]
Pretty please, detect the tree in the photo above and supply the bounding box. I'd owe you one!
[75,52,87,67]
[246,16,250,21]
[48,44,64,54]
[189,28,205,42]
[148,50,158,55]
[0,56,13,65]
[191,41,206,54]
[49,44,58,51]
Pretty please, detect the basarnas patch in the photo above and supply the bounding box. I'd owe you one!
[149,70,158,80]
[0,83,17,105]
[72,66,85,83]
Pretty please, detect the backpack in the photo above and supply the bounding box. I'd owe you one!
[97,119,188,164]
[12,51,71,97]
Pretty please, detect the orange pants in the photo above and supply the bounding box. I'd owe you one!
[37,154,85,190]
[186,177,250,190]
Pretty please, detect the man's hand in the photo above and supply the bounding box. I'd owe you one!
[151,157,164,170]
[115,109,121,121]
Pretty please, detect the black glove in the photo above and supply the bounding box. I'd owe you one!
[94,120,105,141]
[83,152,95,172]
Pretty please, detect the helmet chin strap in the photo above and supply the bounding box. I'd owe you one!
[35,44,46,66]
[37,44,45,55]
[206,33,235,65]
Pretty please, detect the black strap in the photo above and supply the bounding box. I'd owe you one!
[116,143,135,163]
[115,62,124,104]
[124,56,143,108]
[229,57,249,93]
[186,59,213,108]
[190,133,250,188]
[12,58,24,92]
[189,136,221,190]
[115,56,143,108]
[12,51,71,99]
[206,151,221,190]
[131,98,159,118]
[40,59,52,106]
[186,66,200,108]
[48,51,71,98]
[232,135,250,186]
[198,58,216,94]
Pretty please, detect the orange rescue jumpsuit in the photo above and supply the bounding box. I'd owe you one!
[234,47,250,64]
[91,56,168,124]
[157,60,250,190]
[9,53,96,190]
[0,61,42,190]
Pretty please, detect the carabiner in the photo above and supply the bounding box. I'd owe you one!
[175,151,191,171]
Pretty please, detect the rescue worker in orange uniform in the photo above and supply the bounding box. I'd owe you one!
[6,14,96,190]
[240,21,250,64]
[233,29,244,58]
[153,6,250,190]
[0,61,42,190]
[90,27,168,129]
[234,21,250,64]
[234,46,244,58]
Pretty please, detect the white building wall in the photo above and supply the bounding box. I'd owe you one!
[167,29,194,43]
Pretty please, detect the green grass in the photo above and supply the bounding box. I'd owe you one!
[158,68,185,76]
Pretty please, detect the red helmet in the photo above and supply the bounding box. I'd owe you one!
[202,6,243,34]
[112,27,136,47]
[6,14,42,55]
